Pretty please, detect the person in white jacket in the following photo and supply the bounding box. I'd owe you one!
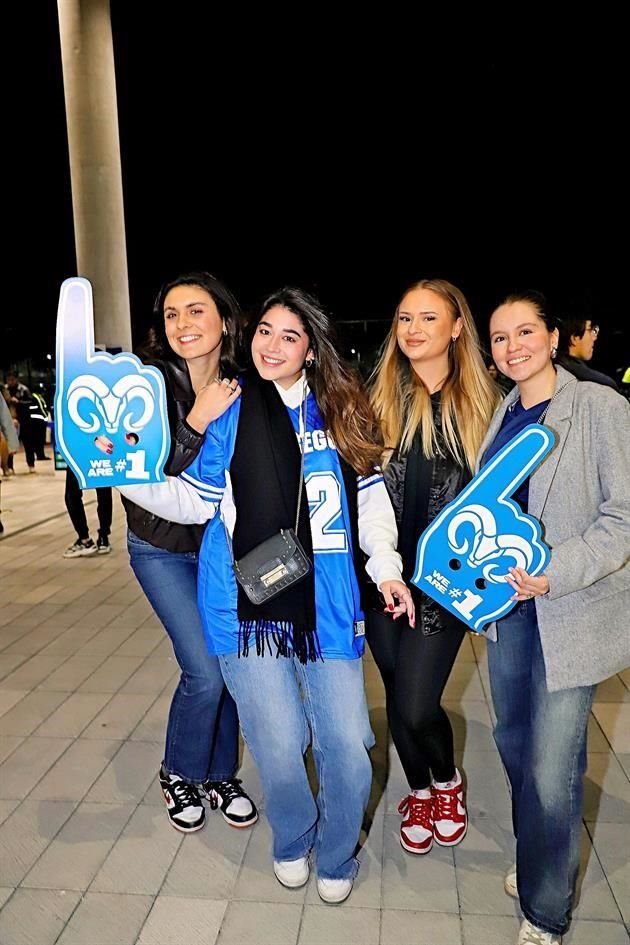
[0,392,19,534]
[121,288,413,905]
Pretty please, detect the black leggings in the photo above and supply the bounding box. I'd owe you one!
[366,609,465,790]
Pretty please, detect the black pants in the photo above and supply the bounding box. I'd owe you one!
[19,423,38,468]
[366,609,465,790]
[65,469,112,541]
[32,420,48,459]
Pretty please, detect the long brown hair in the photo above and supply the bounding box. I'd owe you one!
[370,279,500,471]
[255,288,383,477]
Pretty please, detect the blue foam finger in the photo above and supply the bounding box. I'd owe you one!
[412,425,555,632]
[54,278,170,488]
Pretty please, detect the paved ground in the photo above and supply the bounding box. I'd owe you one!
[0,453,628,944]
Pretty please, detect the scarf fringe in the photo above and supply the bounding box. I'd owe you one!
[238,619,322,664]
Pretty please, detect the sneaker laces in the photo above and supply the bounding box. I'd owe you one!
[206,778,246,810]
[432,783,461,821]
[169,779,200,808]
[398,794,433,829]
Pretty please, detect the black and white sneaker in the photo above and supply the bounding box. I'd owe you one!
[201,778,258,828]
[159,766,205,833]
[97,535,112,554]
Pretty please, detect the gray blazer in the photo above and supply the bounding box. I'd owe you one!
[477,365,630,691]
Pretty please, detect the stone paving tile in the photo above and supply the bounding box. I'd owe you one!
[298,904,380,945]
[90,804,184,895]
[381,909,463,944]
[583,753,630,823]
[81,692,157,740]
[77,655,145,693]
[55,891,153,945]
[592,704,630,753]
[0,691,68,736]
[161,815,251,899]
[35,692,112,737]
[86,740,160,804]
[0,800,76,886]
[585,821,630,925]
[0,799,20,827]
[22,801,135,892]
[29,738,120,801]
[0,689,29,718]
[36,654,107,692]
[0,887,13,909]
[0,735,23,765]
[616,753,630,780]
[0,736,73,800]
[138,896,227,945]
[119,658,178,695]
[112,626,163,658]
[382,814,459,913]
[0,887,82,945]
[217,900,301,945]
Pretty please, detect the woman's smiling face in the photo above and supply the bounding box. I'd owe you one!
[251,305,313,389]
[489,301,558,384]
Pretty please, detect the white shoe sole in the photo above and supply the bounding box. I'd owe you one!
[504,876,518,898]
[317,883,353,904]
[399,835,433,855]
[220,809,259,828]
[433,823,468,847]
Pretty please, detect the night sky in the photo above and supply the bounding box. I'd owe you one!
[5,5,627,382]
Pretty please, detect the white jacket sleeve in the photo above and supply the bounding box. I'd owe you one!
[117,476,219,524]
[357,474,403,587]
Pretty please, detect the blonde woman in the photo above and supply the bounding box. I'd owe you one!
[369,279,500,856]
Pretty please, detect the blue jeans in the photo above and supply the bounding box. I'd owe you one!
[127,531,239,783]
[220,652,374,880]
[488,600,595,937]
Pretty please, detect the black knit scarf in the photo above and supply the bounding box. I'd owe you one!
[229,372,320,661]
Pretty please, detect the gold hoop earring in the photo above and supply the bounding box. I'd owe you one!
[305,358,314,369]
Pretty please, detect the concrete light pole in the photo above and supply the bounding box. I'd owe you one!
[57,0,132,351]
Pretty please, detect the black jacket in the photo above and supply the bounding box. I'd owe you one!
[121,357,207,553]
[556,354,618,390]
[378,395,470,635]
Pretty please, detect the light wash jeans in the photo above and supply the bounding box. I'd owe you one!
[488,599,595,937]
[220,652,374,880]
[128,531,239,783]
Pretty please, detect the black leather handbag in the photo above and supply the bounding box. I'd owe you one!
[233,527,312,605]
[232,387,312,605]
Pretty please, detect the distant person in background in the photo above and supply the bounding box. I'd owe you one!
[5,373,39,471]
[30,389,52,461]
[0,394,19,534]
[556,317,618,389]
[63,468,113,557]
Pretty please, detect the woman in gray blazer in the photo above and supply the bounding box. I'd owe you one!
[479,291,630,945]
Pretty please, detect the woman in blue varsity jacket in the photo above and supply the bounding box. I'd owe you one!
[121,288,414,905]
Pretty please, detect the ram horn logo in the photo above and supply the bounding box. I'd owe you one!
[447,503,534,583]
[66,374,155,435]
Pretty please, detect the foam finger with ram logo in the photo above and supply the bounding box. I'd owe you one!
[54,277,170,488]
[412,424,555,631]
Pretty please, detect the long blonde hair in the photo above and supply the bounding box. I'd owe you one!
[370,279,500,471]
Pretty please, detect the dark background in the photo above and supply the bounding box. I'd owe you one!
[4,4,627,386]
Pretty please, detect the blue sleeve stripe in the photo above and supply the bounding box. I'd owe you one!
[358,474,384,491]
[180,471,224,497]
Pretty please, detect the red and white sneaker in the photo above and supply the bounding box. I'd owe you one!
[431,769,468,847]
[398,791,434,854]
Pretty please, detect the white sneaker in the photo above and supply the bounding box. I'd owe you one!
[316,877,353,904]
[273,856,310,888]
[517,918,562,944]
[505,864,518,898]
